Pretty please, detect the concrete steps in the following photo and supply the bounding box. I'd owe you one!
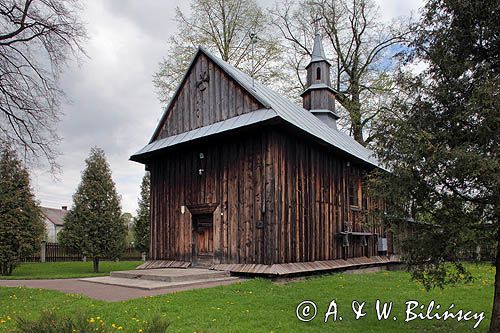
[110,268,229,282]
[79,268,239,291]
[80,275,239,291]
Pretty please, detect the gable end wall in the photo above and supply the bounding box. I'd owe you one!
[155,53,264,140]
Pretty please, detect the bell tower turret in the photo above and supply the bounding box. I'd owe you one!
[301,33,339,129]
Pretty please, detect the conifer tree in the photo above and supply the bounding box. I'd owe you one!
[134,172,150,255]
[59,147,126,272]
[0,146,45,275]
[371,0,499,331]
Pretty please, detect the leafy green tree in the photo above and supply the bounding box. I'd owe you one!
[153,0,285,103]
[134,172,150,255]
[271,0,411,145]
[59,147,126,273]
[0,146,45,275]
[122,212,135,245]
[371,0,499,331]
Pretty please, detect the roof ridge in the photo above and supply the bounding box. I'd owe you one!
[137,46,383,170]
[198,47,383,169]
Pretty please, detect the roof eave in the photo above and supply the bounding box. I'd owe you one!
[300,85,338,97]
[305,58,332,68]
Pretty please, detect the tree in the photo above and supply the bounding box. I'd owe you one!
[121,212,133,231]
[153,0,285,103]
[121,212,134,244]
[271,0,411,145]
[0,145,45,275]
[0,0,87,172]
[370,0,499,331]
[59,147,126,273]
[133,172,150,255]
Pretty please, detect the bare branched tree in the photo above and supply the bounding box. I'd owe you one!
[0,0,87,172]
[153,0,287,104]
[271,0,411,145]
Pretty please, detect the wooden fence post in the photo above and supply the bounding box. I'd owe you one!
[40,241,46,263]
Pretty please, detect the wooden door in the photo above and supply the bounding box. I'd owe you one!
[192,214,214,266]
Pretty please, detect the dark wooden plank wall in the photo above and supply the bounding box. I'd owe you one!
[155,53,264,140]
[149,128,385,265]
[265,130,384,264]
[149,130,268,264]
[302,90,336,111]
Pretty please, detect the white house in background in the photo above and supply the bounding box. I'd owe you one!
[41,206,68,243]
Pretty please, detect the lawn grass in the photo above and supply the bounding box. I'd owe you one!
[0,261,143,280]
[0,263,494,332]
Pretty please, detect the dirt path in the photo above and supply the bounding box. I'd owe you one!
[0,278,239,302]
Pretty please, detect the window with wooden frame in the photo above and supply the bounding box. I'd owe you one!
[349,172,361,207]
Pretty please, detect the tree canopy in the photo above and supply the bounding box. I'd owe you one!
[0,0,87,172]
[370,0,499,331]
[59,147,126,272]
[134,172,150,255]
[0,145,45,275]
[270,0,411,145]
[153,0,284,103]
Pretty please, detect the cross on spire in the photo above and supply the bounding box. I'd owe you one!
[312,16,323,35]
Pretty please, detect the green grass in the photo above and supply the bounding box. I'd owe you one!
[0,263,494,332]
[0,261,143,280]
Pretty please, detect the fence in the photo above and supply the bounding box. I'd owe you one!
[454,245,497,262]
[22,242,144,262]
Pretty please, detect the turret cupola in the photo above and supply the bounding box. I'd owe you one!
[301,33,340,129]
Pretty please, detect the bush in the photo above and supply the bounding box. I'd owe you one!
[14,310,169,333]
[142,315,170,333]
[14,310,93,333]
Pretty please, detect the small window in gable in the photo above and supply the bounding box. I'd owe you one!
[316,67,321,80]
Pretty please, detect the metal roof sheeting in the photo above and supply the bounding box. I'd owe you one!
[310,33,331,64]
[131,108,278,159]
[131,47,383,169]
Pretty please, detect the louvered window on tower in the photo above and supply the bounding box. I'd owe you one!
[316,67,321,80]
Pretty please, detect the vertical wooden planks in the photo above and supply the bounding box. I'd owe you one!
[148,128,385,266]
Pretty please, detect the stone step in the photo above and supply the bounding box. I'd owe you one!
[110,268,230,283]
[80,276,239,291]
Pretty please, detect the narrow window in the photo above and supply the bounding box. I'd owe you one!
[349,175,360,207]
[316,67,321,80]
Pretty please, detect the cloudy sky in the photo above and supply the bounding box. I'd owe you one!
[33,0,424,214]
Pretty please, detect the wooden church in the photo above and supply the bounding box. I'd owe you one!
[131,34,395,274]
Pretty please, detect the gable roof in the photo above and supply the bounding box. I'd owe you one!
[41,207,68,226]
[131,47,383,169]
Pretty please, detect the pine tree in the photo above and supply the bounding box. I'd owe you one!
[133,172,150,255]
[59,147,126,273]
[0,146,45,275]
